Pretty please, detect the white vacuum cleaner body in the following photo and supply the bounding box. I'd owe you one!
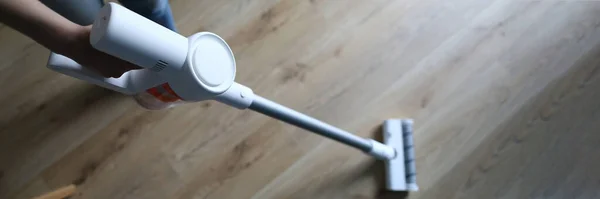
[47,2,418,191]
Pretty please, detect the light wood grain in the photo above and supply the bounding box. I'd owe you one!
[2,0,600,198]
[32,184,75,199]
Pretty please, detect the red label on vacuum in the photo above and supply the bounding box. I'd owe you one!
[146,83,182,102]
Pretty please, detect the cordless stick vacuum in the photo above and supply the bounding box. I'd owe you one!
[47,3,418,191]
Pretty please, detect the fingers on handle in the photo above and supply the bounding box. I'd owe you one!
[84,50,142,78]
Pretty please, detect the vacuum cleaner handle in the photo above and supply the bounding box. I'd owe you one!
[47,52,163,95]
[47,2,187,95]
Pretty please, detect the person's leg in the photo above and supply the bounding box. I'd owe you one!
[118,0,177,31]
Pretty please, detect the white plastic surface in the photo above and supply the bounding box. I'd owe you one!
[367,139,396,160]
[215,82,254,109]
[190,33,235,90]
[167,32,236,101]
[90,2,188,72]
[384,119,408,191]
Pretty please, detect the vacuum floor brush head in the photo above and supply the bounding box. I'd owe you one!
[384,119,418,191]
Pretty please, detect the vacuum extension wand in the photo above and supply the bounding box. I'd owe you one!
[247,95,417,191]
[249,95,393,159]
[46,2,418,191]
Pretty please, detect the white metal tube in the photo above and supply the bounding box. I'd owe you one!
[248,95,396,159]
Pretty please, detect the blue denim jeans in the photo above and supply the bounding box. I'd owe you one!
[41,0,177,32]
[119,0,177,31]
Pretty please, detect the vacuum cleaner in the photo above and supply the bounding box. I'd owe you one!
[46,2,418,191]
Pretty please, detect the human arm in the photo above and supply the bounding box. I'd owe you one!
[0,0,139,77]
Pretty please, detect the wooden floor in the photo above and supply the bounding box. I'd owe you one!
[2,0,600,198]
